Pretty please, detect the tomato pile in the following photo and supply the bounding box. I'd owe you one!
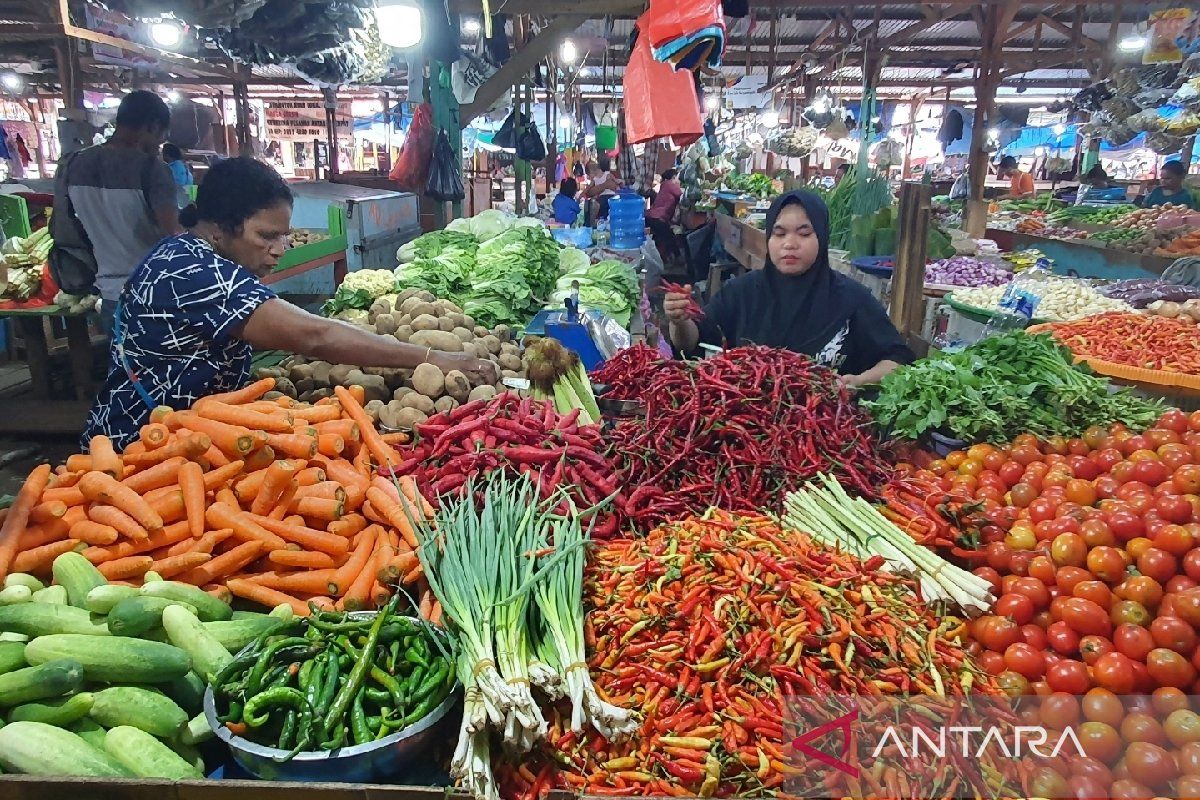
[904,409,1200,798]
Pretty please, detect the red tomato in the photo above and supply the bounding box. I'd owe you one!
[1147,648,1197,688]
[1082,687,1124,726]
[1110,599,1152,627]
[1152,686,1190,715]
[1080,518,1116,548]
[1179,741,1200,774]
[1137,547,1179,585]
[1167,575,1198,593]
[1080,635,1114,665]
[1077,721,1123,763]
[1022,623,1048,650]
[1156,494,1194,525]
[1094,474,1122,499]
[994,594,1035,625]
[1124,741,1179,788]
[1164,708,1200,747]
[1046,620,1081,655]
[1093,651,1137,693]
[1153,523,1195,556]
[1115,576,1163,609]
[1046,659,1091,694]
[1004,642,1046,680]
[1109,779,1153,799]
[1160,410,1191,434]
[1178,589,1200,626]
[1030,498,1059,524]
[973,615,1023,652]
[1087,546,1131,582]
[1121,712,1169,745]
[994,669,1031,696]
[1107,510,1146,542]
[997,460,1025,487]
[985,542,1013,572]
[1133,460,1171,487]
[972,566,1003,595]
[1050,532,1087,567]
[1011,576,1052,609]
[978,650,1005,675]
[1063,597,1114,637]
[1150,615,1197,654]
[1095,448,1124,472]
[1159,443,1194,472]
[1056,566,1092,594]
[1185,549,1200,581]
[1063,478,1098,507]
[1074,580,1113,609]
[1008,551,1034,577]
[1028,555,1057,585]
[1114,623,1156,661]
[1174,465,1200,495]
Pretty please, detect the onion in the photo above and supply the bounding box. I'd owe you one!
[1156,301,1181,318]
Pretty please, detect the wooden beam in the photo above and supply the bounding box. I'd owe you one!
[1037,13,1101,52]
[461,15,585,125]
[890,181,932,352]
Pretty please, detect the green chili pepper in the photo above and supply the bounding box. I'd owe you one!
[404,643,428,669]
[398,691,441,727]
[317,651,340,711]
[308,616,374,634]
[368,665,405,707]
[214,649,260,693]
[244,687,308,728]
[279,710,299,750]
[412,658,450,704]
[248,637,314,694]
[350,692,372,746]
[387,640,401,672]
[364,686,391,706]
[218,699,244,725]
[321,602,394,739]
[377,618,421,644]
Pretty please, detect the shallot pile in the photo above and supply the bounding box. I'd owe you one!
[924,256,1012,288]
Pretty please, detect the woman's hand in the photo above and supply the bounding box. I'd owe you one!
[663,284,696,322]
[432,351,500,386]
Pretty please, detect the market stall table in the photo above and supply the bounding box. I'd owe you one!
[986,228,1175,280]
[714,213,765,271]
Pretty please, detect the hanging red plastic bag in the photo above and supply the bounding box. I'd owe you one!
[390,103,435,192]
[643,0,724,52]
[623,23,703,147]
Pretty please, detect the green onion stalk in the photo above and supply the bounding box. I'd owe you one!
[782,474,994,616]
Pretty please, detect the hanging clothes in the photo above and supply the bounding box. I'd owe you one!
[623,19,705,146]
[643,0,726,71]
[484,15,511,65]
[937,109,964,148]
[0,128,11,161]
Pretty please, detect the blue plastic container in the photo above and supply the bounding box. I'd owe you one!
[551,227,594,248]
[608,190,646,250]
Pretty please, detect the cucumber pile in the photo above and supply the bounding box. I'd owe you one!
[211,595,455,759]
[0,552,291,779]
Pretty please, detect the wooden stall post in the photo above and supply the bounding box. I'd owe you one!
[890,181,932,357]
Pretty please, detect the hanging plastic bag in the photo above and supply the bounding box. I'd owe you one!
[425,129,465,202]
[515,117,546,161]
[493,110,525,149]
[390,103,435,192]
[623,19,704,146]
[642,0,724,54]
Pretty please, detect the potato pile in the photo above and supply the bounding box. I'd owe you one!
[256,289,527,430]
[287,229,330,248]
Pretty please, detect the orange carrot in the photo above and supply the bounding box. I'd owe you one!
[165,527,232,558]
[295,466,326,487]
[70,520,120,546]
[376,546,419,585]
[79,471,163,532]
[370,580,391,609]
[63,505,86,526]
[293,497,343,523]
[205,503,287,550]
[251,461,296,516]
[181,540,266,585]
[42,486,85,506]
[265,433,317,459]
[18,518,70,550]
[313,418,360,442]
[88,505,148,540]
[65,454,93,473]
[198,400,293,433]
[268,481,299,522]
[149,406,173,424]
[88,435,122,479]
[204,584,234,605]
[139,423,171,449]
[12,538,82,574]
[149,489,187,525]
[3,465,61,579]
[247,514,351,556]
[215,487,241,509]
[226,578,311,616]
[123,443,146,460]
[30,500,67,525]
[203,460,246,492]
[251,569,338,595]
[149,551,211,579]
[380,432,410,445]
[82,521,191,564]
[428,599,443,626]
[48,470,83,488]
[294,404,343,424]
[121,457,188,494]
[418,586,434,620]
[353,445,370,477]
[202,444,232,469]
[178,461,207,540]
[294,482,346,502]
[340,543,381,611]
[244,446,275,472]
[398,475,435,519]
[97,554,154,580]
[317,434,345,457]
[314,456,369,491]
[175,412,262,456]
[198,378,276,407]
[328,526,377,596]
[364,487,420,549]
[268,549,337,570]
[334,386,396,470]
[327,513,367,539]
[401,563,424,585]
[124,432,210,467]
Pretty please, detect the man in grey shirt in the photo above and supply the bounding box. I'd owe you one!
[51,91,179,333]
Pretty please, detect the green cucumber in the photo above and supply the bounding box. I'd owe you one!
[69,717,108,749]
[89,686,188,738]
[161,604,231,682]
[164,671,206,715]
[24,635,190,683]
[0,659,84,706]
[0,632,27,643]
[0,603,109,636]
[140,581,231,622]
[0,721,130,777]
[3,574,44,592]
[168,737,205,774]
[104,725,202,780]
[201,616,287,651]
[52,552,107,608]
[142,571,163,583]
[9,691,94,725]
[0,585,32,605]
[31,585,67,605]
[85,584,139,615]
[0,641,25,674]
[107,596,198,637]
[180,711,213,745]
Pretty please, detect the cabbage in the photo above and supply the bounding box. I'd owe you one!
[469,209,515,242]
[512,217,547,231]
[551,259,640,328]
[446,217,473,234]
[558,247,589,275]
[396,240,417,263]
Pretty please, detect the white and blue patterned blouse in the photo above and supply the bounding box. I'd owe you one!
[83,233,276,450]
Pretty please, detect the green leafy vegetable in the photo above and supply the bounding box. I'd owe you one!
[550,259,640,328]
[865,332,1163,444]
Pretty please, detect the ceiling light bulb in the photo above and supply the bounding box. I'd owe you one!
[760,110,780,129]
[149,20,183,49]
[376,1,423,48]
[561,39,577,63]
[988,127,1000,139]
[1118,35,1146,52]
[0,73,21,91]
[705,96,719,111]
[462,18,481,34]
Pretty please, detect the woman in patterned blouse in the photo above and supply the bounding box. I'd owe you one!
[84,157,497,449]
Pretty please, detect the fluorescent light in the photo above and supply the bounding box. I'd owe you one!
[988,127,1000,139]
[561,39,577,63]
[760,110,780,128]
[0,73,21,91]
[462,18,481,34]
[1118,35,1146,52]
[148,20,183,49]
[705,96,719,111]
[376,1,423,48]
[810,97,830,114]
[1052,123,1066,136]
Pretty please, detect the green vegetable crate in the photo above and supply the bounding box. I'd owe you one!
[273,205,348,274]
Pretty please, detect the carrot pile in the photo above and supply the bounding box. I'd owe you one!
[0,378,441,619]
[1038,311,1200,375]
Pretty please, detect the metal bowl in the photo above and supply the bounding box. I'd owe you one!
[203,612,462,783]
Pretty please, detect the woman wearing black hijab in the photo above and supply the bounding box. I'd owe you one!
[665,190,913,388]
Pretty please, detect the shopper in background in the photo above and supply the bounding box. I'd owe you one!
[162,142,194,208]
[646,168,683,266]
[584,154,621,219]
[552,177,581,225]
[83,157,497,451]
[663,190,913,388]
[51,90,180,334]
[1138,161,1198,209]
[996,155,1035,199]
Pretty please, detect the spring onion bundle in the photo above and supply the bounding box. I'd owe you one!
[523,337,602,424]
[783,474,993,615]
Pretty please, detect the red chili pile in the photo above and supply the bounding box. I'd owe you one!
[594,345,893,529]
[496,511,1009,799]
[386,394,625,537]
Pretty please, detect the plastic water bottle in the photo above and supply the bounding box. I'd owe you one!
[980,268,1048,339]
[608,190,646,250]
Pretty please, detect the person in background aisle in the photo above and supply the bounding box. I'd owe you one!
[584,154,621,219]
[996,155,1035,199]
[83,157,498,451]
[551,177,581,225]
[835,163,851,183]
[50,90,180,334]
[646,168,683,266]
[162,142,194,208]
[1138,160,1198,209]
[663,190,913,389]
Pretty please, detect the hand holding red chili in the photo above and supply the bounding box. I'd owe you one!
[658,281,704,321]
